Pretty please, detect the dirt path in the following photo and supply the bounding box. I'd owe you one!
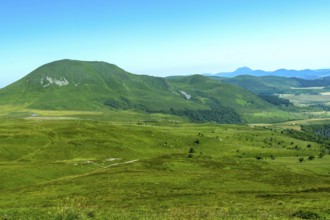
[103,159,139,168]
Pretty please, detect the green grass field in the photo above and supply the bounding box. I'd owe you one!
[0,114,329,219]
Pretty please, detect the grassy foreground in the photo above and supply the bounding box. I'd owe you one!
[0,117,329,219]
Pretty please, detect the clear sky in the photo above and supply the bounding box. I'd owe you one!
[1,0,330,88]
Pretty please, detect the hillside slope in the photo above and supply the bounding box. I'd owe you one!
[167,75,276,113]
[220,75,300,94]
[0,59,291,123]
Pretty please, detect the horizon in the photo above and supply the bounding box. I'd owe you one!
[1,0,330,88]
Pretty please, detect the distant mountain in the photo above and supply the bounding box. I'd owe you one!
[212,67,330,79]
[0,59,287,123]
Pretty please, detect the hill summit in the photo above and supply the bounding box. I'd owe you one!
[0,59,176,111]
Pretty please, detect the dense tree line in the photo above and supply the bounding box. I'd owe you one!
[168,108,242,124]
[104,97,243,123]
[284,125,330,154]
[294,76,330,87]
[310,104,330,111]
[258,95,292,107]
[301,124,330,138]
[284,128,329,144]
[284,129,318,143]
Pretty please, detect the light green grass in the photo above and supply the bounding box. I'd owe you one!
[0,118,329,219]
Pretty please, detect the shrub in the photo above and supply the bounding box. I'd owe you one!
[308,155,315,161]
[86,211,95,218]
[318,152,325,158]
[298,157,304,163]
[54,207,81,220]
[292,210,320,219]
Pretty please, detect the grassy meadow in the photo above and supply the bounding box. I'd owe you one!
[0,109,329,219]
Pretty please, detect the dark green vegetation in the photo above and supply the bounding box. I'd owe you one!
[0,117,329,219]
[0,59,304,123]
[258,95,292,107]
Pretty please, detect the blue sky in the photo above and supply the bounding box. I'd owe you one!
[1,0,330,88]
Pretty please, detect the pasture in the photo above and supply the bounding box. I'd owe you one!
[0,116,329,219]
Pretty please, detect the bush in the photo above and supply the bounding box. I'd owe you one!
[318,152,325,158]
[308,155,315,161]
[194,139,200,145]
[189,147,195,153]
[298,157,304,163]
[256,155,263,160]
[292,210,320,219]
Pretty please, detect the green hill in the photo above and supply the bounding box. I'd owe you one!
[167,75,274,112]
[0,59,296,123]
[219,75,300,94]
[0,59,197,111]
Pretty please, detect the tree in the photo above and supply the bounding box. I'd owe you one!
[298,157,304,163]
[189,147,195,154]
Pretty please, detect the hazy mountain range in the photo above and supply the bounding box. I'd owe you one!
[205,67,330,79]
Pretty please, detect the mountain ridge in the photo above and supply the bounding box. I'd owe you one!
[210,67,330,79]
